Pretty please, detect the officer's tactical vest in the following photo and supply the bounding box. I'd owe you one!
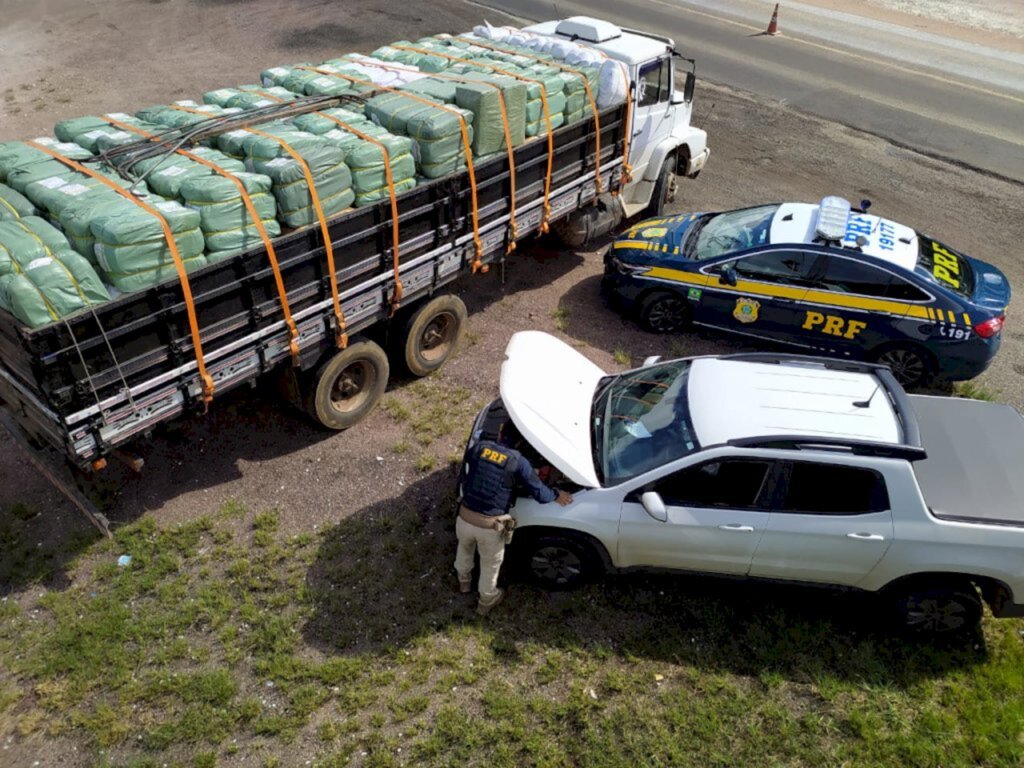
[463,440,520,516]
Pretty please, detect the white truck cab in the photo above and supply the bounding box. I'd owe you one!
[520,17,711,242]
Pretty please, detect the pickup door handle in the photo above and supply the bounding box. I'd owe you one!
[846,532,886,541]
[718,524,754,532]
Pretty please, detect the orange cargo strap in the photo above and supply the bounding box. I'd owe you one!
[247,127,348,348]
[361,54,519,254]
[620,81,634,186]
[297,66,485,271]
[386,46,554,235]
[452,37,603,194]
[27,140,216,403]
[104,115,303,361]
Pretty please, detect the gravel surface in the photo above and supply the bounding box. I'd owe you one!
[2,0,1023,572]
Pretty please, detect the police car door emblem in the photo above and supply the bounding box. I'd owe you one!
[733,298,760,324]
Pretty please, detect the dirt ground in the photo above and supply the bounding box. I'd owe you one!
[1,4,1023,761]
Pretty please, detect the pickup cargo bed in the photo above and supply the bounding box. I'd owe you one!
[911,394,1024,527]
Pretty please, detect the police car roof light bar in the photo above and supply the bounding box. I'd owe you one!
[815,195,851,243]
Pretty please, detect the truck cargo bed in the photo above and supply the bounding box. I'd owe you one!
[0,103,627,466]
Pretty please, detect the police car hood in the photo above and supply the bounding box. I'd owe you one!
[500,331,604,488]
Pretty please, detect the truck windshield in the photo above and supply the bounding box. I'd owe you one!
[591,360,700,486]
[689,205,779,261]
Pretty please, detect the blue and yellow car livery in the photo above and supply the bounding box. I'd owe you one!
[603,198,1010,386]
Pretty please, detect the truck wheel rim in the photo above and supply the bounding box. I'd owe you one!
[531,545,582,585]
[331,360,375,414]
[648,298,687,332]
[419,312,456,363]
[905,596,968,632]
[878,348,924,385]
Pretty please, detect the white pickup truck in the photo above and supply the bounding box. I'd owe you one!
[461,331,1024,635]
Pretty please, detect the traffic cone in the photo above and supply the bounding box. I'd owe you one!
[766,3,780,35]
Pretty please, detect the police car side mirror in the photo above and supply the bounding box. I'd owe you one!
[720,264,738,287]
[641,491,668,522]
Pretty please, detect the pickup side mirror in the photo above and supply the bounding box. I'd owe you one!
[642,355,662,367]
[641,491,668,522]
[719,263,738,287]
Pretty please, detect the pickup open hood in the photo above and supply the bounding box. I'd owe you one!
[499,331,606,488]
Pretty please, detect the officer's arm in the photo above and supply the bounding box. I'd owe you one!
[515,455,557,503]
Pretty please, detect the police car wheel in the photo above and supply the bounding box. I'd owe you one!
[307,340,390,430]
[871,344,932,388]
[639,291,691,333]
[523,535,597,590]
[401,295,467,377]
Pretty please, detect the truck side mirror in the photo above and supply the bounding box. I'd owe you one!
[683,72,696,103]
[641,491,668,522]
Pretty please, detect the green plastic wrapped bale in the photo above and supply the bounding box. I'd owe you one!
[180,172,280,254]
[134,146,245,198]
[400,77,459,104]
[0,183,36,220]
[1,249,110,327]
[54,113,161,152]
[292,107,370,136]
[364,92,474,176]
[525,90,567,124]
[104,253,209,294]
[242,127,328,160]
[25,169,144,217]
[0,139,93,186]
[260,64,310,88]
[319,125,416,205]
[0,216,72,270]
[204,85,297,108]
[91,198,204,276]
[454,75,527,155]
[526,111,566,137]
[136,101,242,130]
[249,142,353,227]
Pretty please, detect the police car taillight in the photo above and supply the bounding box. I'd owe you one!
[815,196,852,242]
[974,315,1005,338]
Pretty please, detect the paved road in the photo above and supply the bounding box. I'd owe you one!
[476,0,1024,182]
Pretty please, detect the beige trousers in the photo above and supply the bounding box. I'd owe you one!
[454,516,506,605]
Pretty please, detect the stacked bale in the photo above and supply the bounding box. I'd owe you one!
[364,92,475,179]
[180,172,279,260]
[0,216,109,327]
[0,183,37,220]
[452,74,527,156]
[242,127,353,227]
[136,101,242,131]
[54,113,164,153]
[132,146,245,199]
[203,85,298,110]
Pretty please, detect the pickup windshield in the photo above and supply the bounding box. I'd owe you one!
[689,205,779,261]
[592,360,700,485]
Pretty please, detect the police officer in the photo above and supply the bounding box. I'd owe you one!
[456,429,572,615]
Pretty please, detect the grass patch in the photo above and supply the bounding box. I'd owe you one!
[550,305,570,332]
[954,380,1001,402]
[612,348,631,366]
[1,503,1022,766]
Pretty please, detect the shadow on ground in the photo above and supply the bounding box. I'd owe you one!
[304,469,987,688]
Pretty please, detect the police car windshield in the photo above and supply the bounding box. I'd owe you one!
[689,205,779,261]
[592,360,700,486]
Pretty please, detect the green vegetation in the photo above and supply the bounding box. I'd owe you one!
[0,497,1021,766]
[953,380,1001,402]
[550,305,570,332]
[612,348,631,367]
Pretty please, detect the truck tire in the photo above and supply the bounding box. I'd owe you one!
[306,340,389,430]
[639,290,691,333]
[890,581,983,636]
[870,343,934,388]
[644,155,677,219]
[400,295,467,377]
[519,534,601,590]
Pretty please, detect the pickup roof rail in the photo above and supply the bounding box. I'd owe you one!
[725,435,928,461]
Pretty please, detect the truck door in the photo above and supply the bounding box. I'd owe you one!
[630,55,676,180]
[749,460,894,586]
[617,457,775,574]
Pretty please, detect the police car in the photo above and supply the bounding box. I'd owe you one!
[603,196,1010,386]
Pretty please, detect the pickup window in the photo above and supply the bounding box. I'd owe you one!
[655,459,773,510]
[779,462,889,514]
[637,57,671,106]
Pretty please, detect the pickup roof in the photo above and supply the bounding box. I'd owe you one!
[462,331,1024,635]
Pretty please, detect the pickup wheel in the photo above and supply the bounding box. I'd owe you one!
[520,534,601,590]
[399,295,467,377]
[891,581,983,636]
[644,155,677,218]
[306,340,389,430]
[639,290,691,333]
